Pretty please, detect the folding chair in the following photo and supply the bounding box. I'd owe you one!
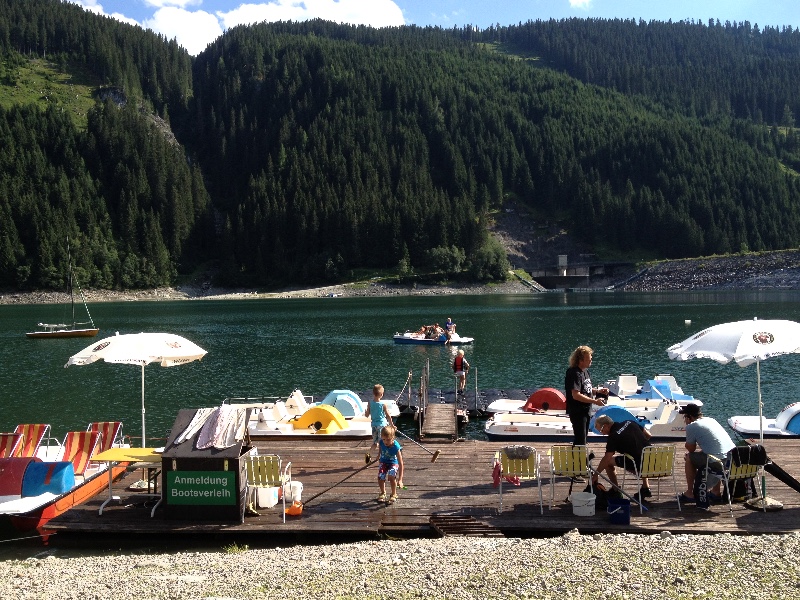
[497,445,543,515]
[548,444,592,508]
[60,431,102,478]
[13,423,51,457]
[0,432,22,458]
[707,452,765,517]
[87,422,125,452]
[245,454,292,522]
[619,445,681,513]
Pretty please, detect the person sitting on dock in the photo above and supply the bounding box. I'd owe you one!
[453,349,470,395]
[592,414,652,502]
[679,403,735,505]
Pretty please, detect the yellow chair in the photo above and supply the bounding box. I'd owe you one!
[497,445,543,515]
[548,444,592,508]
[706,453,765,517]
[620,444,680,514]
[246,454,292,522]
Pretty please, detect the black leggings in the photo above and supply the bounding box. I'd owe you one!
[569,412,590,447]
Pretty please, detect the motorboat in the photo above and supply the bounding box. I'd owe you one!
[483,401,686,442]
[0,423,127,536]
[728,402,800,439]
[393,330,474,345]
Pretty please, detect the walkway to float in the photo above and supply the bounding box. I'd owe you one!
[47,438,800,541]
[420,403,458,441]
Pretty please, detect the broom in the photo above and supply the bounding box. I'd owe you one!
[395,429,441,462]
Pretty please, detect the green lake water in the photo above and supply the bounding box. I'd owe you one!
[2,290,800,444]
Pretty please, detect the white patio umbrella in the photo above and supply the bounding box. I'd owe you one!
[667,318,800,508]
[65,332,207,447]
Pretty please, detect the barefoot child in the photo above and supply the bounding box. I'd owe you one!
[364,384,393,464]
[377,425,404,504]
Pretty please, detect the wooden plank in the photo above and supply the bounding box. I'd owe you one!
[421,404,457,440]
[45,437,800,539]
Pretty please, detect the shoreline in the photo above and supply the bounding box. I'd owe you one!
[4,250,800,305]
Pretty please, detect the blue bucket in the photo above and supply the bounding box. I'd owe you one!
[607,497,631,525]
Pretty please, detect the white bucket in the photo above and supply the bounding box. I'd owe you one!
[256,487,279,508]
[570,492,596,516]
[283,481,303,503]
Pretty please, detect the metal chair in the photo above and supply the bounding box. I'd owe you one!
[245,453,292,522]
[706,452,765,517]
[548,444,592,508]
[620,444,681,513]
[87,421,125,452]
[0,432,22,458]
[496,445,543,515]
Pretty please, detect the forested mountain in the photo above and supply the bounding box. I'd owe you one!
[2,0,800,291]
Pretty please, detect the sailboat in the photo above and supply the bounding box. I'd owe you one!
[26,240,99,339]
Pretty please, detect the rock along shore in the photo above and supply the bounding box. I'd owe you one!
[3,250,800,305]
[2,530,798,599]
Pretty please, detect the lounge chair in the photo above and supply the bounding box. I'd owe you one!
[620,444,681,513]
[0,432,22,458]
[87,421,125,452]
[60,431,102,477]
[13,423,51,457]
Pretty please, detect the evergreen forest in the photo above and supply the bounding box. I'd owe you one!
[2,0,800,291]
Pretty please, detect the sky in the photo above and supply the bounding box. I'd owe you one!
[70,1,800,56]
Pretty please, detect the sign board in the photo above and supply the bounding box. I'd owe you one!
[166,471,237,505]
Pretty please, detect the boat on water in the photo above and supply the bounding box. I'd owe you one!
[26,239,99,339]
[0,422,128,536]
[393,324,474,345]
[728,402,800,439]
[484,400,687,442]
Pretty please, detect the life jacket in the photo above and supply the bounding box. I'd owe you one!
[453,356,464,372]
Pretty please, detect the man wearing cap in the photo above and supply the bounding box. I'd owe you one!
[592,414,652,502]
[679,403,735,504]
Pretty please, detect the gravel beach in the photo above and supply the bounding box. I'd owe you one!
[4,250,800,597]
[3,530,798,599]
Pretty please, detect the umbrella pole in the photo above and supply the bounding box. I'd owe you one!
[141,363,146,448]
[747,358,782,511]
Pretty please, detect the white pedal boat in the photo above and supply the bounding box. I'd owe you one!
[728,402,800,439]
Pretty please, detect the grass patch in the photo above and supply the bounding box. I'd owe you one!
[222,541,249,554]
[0,53,100,130]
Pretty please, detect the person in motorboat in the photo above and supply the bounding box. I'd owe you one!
[592,414,653,502]
[453,349,470,396]
[678,403,735,505]
[376,425,404,505]
[565,345,608,447]
[364,384,394,464]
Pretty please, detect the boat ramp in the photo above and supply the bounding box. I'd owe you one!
[45,437,800,542]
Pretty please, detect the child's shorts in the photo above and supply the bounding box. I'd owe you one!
[378,462,399,481]
[371,425,382,445]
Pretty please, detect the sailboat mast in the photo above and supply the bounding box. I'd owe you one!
[67,237,76,326]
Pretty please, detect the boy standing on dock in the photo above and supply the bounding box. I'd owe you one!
[365,384,394,464]
[377,425,404,504]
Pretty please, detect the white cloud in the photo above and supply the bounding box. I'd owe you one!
[219,1,406,30]
[569,0,593,9]
[68,1,139,26]
[143,8,224,55]
[143,0,202,8]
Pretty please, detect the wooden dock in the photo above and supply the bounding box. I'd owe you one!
[420,403,458,440]
[45,438,800,542]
